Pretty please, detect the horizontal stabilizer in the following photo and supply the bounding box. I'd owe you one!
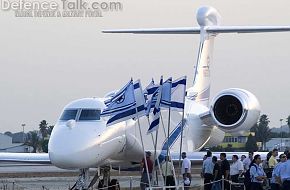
[207,26,290,33]
[103,26,290,34]
[102,27,201,34]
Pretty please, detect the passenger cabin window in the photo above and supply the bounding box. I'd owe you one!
[79,109,101,121]
[59,109,78,121]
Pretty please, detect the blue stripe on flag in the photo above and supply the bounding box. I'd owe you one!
[107,108,136,125]
[137,105,145,112]
[148,118,160,132]
[134,82,140,89]
[172,78,186,88]
[147,86,158,95]
[101,102,136,115]
[161,100,171,105]
[170,102,184,109]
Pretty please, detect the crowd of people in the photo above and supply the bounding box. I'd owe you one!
[201,149,290,190]
[138,149,290,190]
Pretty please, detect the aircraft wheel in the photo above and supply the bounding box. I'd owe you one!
[109,179,120,190]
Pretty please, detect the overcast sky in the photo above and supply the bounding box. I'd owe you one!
[0,0,290,133]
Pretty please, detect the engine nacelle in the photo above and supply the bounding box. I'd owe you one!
[210,88,260,133]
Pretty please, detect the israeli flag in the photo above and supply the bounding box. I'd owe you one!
[171,76,187,112]
[145,86,160,116]
[144,81,159,115]
[147,86,162,134]
[160,77,172,108]
[133,80,146,117]
[101,80,136,117]
[143,79,158,103]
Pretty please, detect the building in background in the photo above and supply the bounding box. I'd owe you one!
[219,132,250,149]
[0,133,32,153]
[265,138,290,151]
[11,132,27,143]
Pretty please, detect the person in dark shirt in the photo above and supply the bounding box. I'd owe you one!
[220,153,230,190]
[140,151,153,190]
[212,156,222,190]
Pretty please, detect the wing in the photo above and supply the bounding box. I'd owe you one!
[0,153,51,164]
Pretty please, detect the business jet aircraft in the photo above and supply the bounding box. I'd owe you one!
[1,6,290,189]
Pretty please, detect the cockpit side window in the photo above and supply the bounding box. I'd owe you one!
[59,109,78,121]
[79,109,101,121]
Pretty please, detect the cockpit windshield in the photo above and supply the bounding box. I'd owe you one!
[59,109,101,121]
[59,109,78,121]
[79,109,101,121]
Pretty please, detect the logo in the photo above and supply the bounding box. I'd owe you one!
[0,0,123,18]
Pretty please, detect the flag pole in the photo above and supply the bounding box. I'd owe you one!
[132,79,152,189]
[147,117,162,186]
[153,127,160,185]
[137,113,152,189]
[164,78,172,189]
[165,106,171,188]
[160,114,167,137]
[177,117,185,185]
[177,76,187,185]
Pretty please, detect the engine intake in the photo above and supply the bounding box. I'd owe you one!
[210,88,260,132]
[213,95,243,125]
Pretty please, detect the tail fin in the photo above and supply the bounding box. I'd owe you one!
[187,6,220,106]
[186,33,214,106]
[103,6,290,106]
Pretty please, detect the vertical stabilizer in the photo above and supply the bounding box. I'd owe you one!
[102,6,290,107]
[187,6,221,106]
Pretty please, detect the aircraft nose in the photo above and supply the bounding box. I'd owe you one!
[48,122,125,169]
[48,123,104,169]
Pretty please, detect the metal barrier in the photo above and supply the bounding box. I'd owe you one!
[143,179,246,190]
[1,177,247,190]
[0,180,26,190]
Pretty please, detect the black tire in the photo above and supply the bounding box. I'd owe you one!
[98,179,104,189]
[109,179,120,190]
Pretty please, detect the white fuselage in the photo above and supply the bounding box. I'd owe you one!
[48,96,224,170]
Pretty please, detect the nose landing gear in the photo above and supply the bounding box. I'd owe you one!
[70,166,120,190]
[70,168,91,190]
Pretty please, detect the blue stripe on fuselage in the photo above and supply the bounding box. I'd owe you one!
[156,120,185,164]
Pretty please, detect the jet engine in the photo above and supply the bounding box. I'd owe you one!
[210,88,260,133]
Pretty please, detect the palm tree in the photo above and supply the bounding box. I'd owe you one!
[41,139,49,153]
[39,120,48,138]
[25,131,40,153]
[286,115,290,137]
[245,134,258,152]
[48,125,54,135]
[254,114,272,150]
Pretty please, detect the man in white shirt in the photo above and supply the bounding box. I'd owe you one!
[161,156,175,190]
[230,155,244,183]
[202,151,214,190]
[182,152,191,189]
[243,151,253,171]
